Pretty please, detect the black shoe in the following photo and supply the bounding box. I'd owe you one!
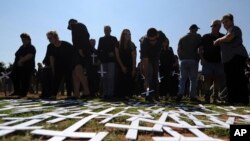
[9,92,19,96]
[175,95,182,102]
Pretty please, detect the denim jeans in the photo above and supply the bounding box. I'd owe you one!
[102,62,115,97]
[178,59,198,98]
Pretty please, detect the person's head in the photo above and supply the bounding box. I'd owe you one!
[20,33,31,46]
[120,29,131,45]
[189,24,200,33]
[46,31,59,44]
[147,28,158,45]
[90,39,96,48]
[221,13,234,30]
[210,20,221,34]
[104,25,111,36]
[67,19,78,30]
[158,31,169,49]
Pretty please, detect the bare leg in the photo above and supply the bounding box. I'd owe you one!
[73,65,90,98]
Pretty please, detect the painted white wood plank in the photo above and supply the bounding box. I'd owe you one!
[0,119,44,136]
[105,123,153,131]
[153,112,168,132]
[100,111,124,124]
[226,117,235,125]
[47,107,115,141]
[89,132,109,141]
[138,118,211,129]
[125,119,139,140]
[168,114,211,138]
[47,110,90,124]
[31,129,96,138]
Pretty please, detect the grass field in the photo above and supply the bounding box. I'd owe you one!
[0,92,249,141]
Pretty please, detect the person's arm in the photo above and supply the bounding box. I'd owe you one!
[131,49,137,77]
[142,58,149,88]
[50,56,55,75]
[18,54,34,65]
[115,46,126,73]
[214,31,235,46]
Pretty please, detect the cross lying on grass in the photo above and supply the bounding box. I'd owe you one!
[0,99,250,141]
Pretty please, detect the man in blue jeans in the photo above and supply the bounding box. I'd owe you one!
[177,24,202,102]
[97,26,118,99]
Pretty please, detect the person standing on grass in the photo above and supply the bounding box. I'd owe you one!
[87,39,101,97]
[10,33,36,98]
[214,14,249,105]
[46,31,74,99]
[200,20,225,104]
[176,24,202,103]
[115,29,137,99]
[97,25,118,100]
[140,28,162,102]
[68,19,90,98]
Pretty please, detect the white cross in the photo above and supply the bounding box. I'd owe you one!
[32,107,115,141]
[98,64,106,77]
[158,72,164,83]
[0,72,11,80]
[141,88,154,96]
[91,53,97,64]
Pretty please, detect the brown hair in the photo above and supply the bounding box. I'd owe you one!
[20,33,31,41]
[222,13,234,22]
[119,29,132,49]
[46,31,59,40]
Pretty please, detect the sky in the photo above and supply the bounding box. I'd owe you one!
[0,0,250,68]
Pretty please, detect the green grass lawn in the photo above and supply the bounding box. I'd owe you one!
[0,93,249,141]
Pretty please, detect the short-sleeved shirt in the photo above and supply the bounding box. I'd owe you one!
[140,38,162,63]
[117,42,136,71]
[71,23,91,56]
[202,33,224,63]
[14,44,36,69]
[220,26,248,63]
[97,35,118,63]
[46,41,74,69]
[178,33,201,61]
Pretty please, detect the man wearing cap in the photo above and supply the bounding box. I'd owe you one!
[200,20,225,104]
[177,24,202,102]
[68,19,90,98]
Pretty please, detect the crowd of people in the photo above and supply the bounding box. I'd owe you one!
[1,13,249,105]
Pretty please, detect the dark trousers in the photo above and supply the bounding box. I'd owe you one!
[52,67,73,97]
[41,67,53,98]
[116,69,134,98]
[11,67,33,96]
[224,55,249,105]
[87,65,100,95]
[160,74,179,97]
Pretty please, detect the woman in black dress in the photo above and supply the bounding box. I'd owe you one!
[115,29,136,98]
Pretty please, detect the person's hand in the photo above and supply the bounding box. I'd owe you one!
[213,39,221,46]
[121,66,127,74]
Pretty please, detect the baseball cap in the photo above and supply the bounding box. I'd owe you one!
[189,24,200,30]
[67,19,77,29]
